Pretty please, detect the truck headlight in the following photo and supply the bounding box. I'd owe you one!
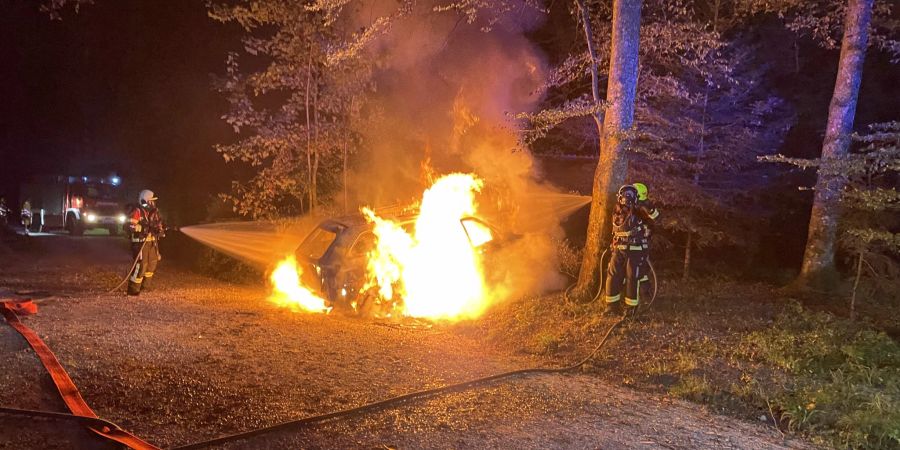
[85,213,97,223]
[117,214,127,224]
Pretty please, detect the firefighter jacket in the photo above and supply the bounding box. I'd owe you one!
[634,199,660,246]
[128,205,164,243]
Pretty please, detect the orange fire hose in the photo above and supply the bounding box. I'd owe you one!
[0,301,160,450]
[1,302,626,450]
[3,262,642,450]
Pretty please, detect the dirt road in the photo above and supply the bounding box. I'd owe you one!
[0,234,810,449]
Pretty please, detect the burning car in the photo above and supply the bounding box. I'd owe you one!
[292,210,507,316]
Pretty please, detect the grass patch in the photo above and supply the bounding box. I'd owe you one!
[670,375,715,401]
[743,301,900,449]
[477,278,900,448]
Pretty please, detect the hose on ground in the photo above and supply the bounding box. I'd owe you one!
[106,241,145,294]
[171,314,628,450]
[563,248,608,304]
[0,406,131,433]
[644,260,659,308]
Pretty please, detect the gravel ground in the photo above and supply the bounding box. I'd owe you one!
[0,233,812,449]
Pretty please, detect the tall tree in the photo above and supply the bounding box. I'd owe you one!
[209,2,370,219]
[797,0,874,287]
[573,0,642,300]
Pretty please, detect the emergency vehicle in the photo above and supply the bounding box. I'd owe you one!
[19,175,127,236]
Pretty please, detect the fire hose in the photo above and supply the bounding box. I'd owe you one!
[3,256,649,449]
[0,300,161,449]
[106,240,146,294]
[172,249,656,448]
[0,298,629,450]
[107,225,174,295]
[564,248,659,309]
[171,314,628,450]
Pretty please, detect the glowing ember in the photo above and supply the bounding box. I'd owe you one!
[269,256,329,313]
[363,173,492,320]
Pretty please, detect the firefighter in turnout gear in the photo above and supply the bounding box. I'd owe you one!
[21,200,33,234]
[0,197,9,227]
[604,183,659,313]
[127,190,165,296]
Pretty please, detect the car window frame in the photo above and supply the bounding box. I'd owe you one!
[349,230,377,258]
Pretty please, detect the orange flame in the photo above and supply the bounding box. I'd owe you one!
[363,173,492,320]
[269,256,329,313]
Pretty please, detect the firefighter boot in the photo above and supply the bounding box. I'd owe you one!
[126,280,142,296]
[602,299,623,317]
[623,304,639,317]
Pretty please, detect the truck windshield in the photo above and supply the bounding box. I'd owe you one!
[298,226,338,260]
[84,184,118,200]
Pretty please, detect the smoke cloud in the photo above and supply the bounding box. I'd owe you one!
[343,0,572,301]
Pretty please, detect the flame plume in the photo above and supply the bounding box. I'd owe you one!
[269,256,328,313]
[364,173,491,320]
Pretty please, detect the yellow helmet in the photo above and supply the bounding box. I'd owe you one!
[632,183,648,201]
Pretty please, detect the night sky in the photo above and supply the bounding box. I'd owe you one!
[0,0,242,223]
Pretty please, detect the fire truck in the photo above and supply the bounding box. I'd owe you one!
[19,175,127,236]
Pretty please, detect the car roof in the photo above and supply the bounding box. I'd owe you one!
[324,212,418,230]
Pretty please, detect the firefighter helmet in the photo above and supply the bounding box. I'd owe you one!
[633,183,648,201]
[617,185,638,205]
[138,190,158,206]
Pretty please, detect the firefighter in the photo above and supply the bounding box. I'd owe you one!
[604,184,654,314]
[0,197,8,227]
[21,200,33,234]
[126,190,165,296]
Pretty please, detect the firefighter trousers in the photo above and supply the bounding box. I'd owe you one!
[127,240,159,295]
[604,248,645,307]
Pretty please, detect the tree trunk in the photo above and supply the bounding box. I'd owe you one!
[683,0,717,283]
[305,50,314,214]
[683,232,693,281]
[797,0,873,288]
[573,0,643,301]
[343,140,349,214]
[575,0,603,132]
[850,251,864,320]
[693,0,718,186]
[312,75,320,212]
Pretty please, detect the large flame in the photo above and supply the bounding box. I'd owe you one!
[269,256,329,313]
[363,173,492,320]
[267,173,497,321]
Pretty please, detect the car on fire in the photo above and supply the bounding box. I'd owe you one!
[293,210,509,315]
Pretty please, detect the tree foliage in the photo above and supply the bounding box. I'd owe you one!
[521,0,794,277]
[732,0,899,61]
[764,122,900,305]
[209,2,371,218]
[40,0,92,20]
